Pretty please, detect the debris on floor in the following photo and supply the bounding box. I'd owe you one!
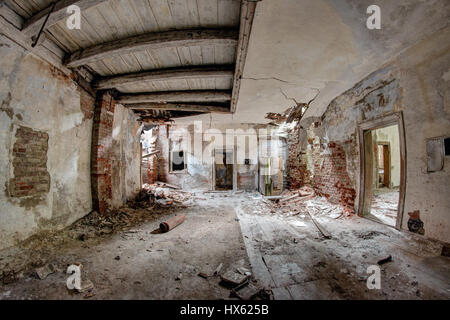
[220,269,249,286]
[378,255,393,265]
[159,214,186,233]
[231,282,263,300]
[34,263,57,280]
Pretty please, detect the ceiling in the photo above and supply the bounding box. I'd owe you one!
[3,0,449,124]
[4,0,251,122]
[175,0,450,124]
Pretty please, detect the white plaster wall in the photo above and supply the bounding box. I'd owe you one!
[0,36,93,250]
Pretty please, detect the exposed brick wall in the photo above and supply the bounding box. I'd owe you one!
[286,126,309,189]
[91,91,115,214]
[286,125,356,213]
[142,155,158,184]
[9,126,50,197]
[311,141,356,212]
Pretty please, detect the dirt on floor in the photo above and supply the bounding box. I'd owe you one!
[0,188,449,300]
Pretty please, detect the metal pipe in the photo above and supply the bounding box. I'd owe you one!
[31,2,56,48]
[159,214,186,232]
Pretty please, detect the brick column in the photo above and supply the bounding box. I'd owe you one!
[91,91,115,214]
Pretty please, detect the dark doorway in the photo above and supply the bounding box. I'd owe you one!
[214,149,233,190]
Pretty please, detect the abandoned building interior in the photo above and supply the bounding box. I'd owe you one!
[0,0,449,301]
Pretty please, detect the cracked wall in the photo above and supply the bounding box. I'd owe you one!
[0,35,94,250]
[288,26,450,242]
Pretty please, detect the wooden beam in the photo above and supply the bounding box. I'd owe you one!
[22,0,109,36]
[127,103,231,114]
[0,0,24,29]
[118,90,232,104]
[66,28,238,68]
[231,0,258,113]
[93,65,234,90]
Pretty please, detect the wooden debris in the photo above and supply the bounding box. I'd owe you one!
[213,263,223,276]
[155,181,180,189]
[220,270,248,286]
[377,255,393,265]
[35,263,56,280]
[231,282,263,300]
[198,272,209,279]
[306,212,331,239]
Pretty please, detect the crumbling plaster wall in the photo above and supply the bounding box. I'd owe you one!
[288,27,450,243]
[110,104,142,208]
[0,36,94,250]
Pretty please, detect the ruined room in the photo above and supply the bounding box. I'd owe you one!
[0,0,449,302]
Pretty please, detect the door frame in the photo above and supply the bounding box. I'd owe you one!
[357,112,406,229]
[212,147,235,191]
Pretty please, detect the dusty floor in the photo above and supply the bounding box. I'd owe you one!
[0,192,449,300]
[370,189,400,226]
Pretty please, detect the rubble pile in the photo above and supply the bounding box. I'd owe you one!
[143,183,194,205]
[261,186,347,219]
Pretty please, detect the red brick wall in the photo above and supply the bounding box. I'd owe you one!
[91,91,115,214]
[286,126,356,213]
[311,141,356,213]
[142,155,158,185]
[9,126,50,197]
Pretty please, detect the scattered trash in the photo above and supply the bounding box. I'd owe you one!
[35,263,57,280]
[76,279,94,293]
[115,256,121,261]
[214,263,223,276]
[377,255,393,265]
[231,282,263,300]
[198,272,209,279]
[176,273,183,281]
[220,270,248,286]
[160,214,186,233]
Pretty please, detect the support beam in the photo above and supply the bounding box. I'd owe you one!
[127,103,231,114]
[93,65,234,90]
[66,28,238,68]
[22,0,109,36]
[231,0,258,113]
[118,90,231,104]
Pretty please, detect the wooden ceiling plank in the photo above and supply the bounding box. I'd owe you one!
[65,28,238,68]
[118,90,232,104]
[127,103,231,114]
[93,65,233,90]
[22,0,110,36]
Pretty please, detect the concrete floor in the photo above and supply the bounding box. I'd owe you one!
[0,193,449,300]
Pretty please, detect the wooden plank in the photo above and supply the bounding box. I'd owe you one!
[66,28,238,68]
[118,90,232,104]
[306,212,331,239]
[0,0,24,28]
[22,0,110,36]
[93,65,234,89]
[231,0,258,113]
[127,103,230,113]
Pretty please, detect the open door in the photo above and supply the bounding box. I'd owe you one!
[358,113,406,228]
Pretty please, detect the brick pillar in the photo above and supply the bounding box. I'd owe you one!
[91,91,115,214]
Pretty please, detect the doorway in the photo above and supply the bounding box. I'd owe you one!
[358,113,406,228]
[214,149,234,190]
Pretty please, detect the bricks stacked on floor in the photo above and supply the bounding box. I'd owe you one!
[9,126,50,197]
